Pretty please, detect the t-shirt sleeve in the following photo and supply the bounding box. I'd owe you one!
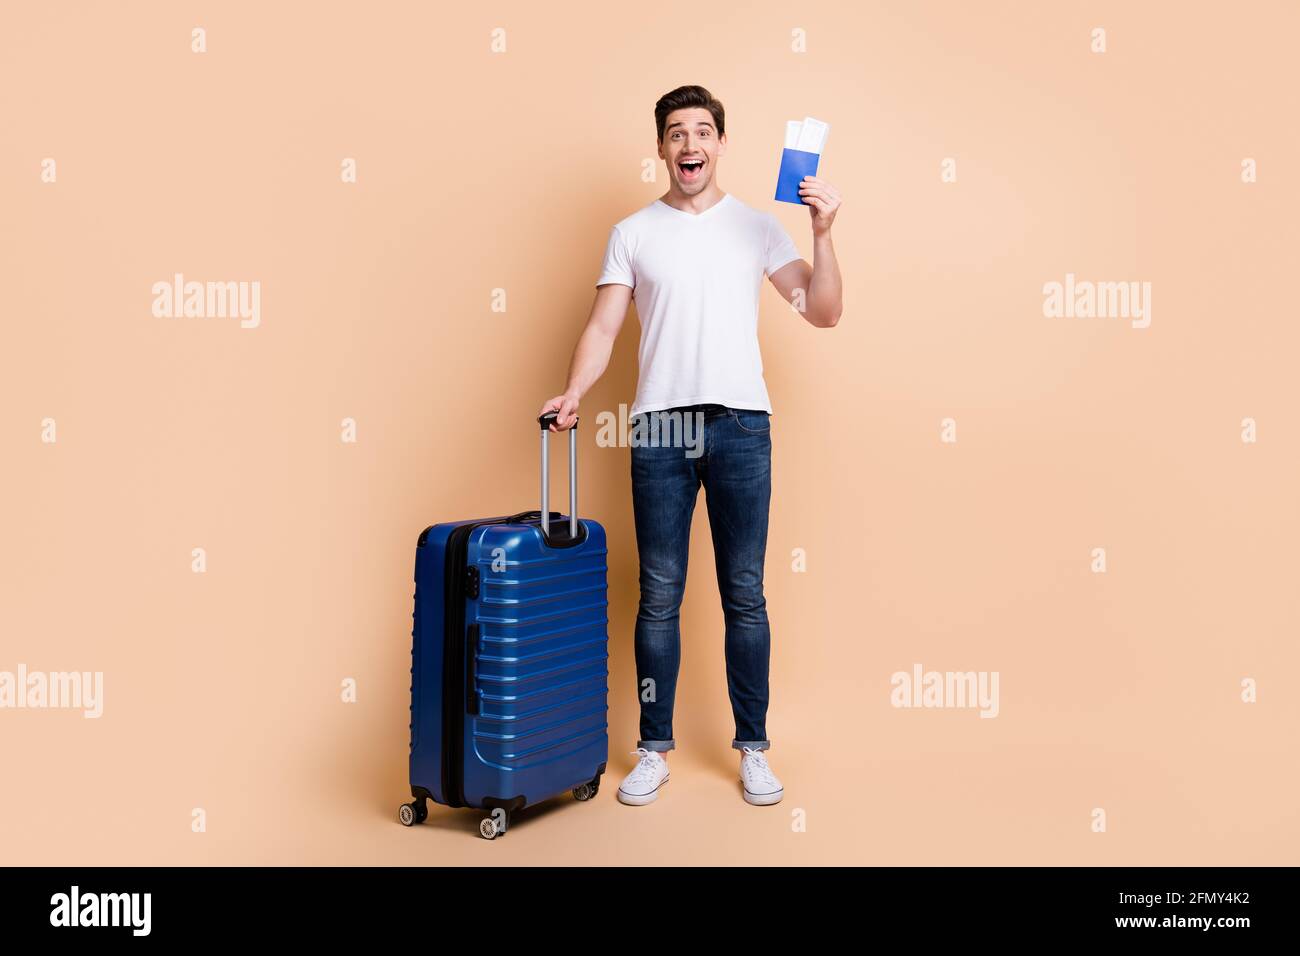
[596,225,635,289]
[763,214,802,277]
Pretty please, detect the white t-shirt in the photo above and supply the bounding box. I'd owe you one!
[596,192,801,418]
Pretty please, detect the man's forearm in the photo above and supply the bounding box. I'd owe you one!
[808,230,843,327]
[562,325,617,400]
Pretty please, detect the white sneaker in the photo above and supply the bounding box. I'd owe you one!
[617,748,670,806]
[740,747,783,805]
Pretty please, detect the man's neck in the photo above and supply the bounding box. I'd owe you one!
[659,185,727,215]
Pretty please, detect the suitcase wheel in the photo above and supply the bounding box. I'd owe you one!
[479,816,501,840]
[398,801,428,827]
[573,772,603,802]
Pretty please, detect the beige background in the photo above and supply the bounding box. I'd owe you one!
[2,1,1297,865]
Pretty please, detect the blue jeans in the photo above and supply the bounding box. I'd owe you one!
[629,403,772,752]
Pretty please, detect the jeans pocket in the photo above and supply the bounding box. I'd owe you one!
[729,409,771,434]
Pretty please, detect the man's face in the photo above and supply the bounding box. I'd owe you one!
[659,107,726,195]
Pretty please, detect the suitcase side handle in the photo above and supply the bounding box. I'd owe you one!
[537,413,579,542]
[466,624,480,715]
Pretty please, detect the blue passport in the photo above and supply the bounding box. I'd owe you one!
[775,148,820,204]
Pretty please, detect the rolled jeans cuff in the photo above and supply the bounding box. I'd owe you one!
[732,739,770,752]
[638,739,675,753]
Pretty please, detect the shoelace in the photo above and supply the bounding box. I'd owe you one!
[741,747,778,787]
[626,747,662,784]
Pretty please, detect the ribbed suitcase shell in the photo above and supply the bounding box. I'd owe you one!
[409,512,608,815]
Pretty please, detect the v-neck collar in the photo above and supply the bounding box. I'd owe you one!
[655,192,731,219]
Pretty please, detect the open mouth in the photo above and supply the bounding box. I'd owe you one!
[677,158,705,181]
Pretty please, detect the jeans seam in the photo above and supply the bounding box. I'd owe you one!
[730,410,771,435]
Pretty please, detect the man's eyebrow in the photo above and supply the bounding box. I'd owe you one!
[665,120,716,132]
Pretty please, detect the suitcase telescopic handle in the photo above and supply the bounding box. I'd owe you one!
[537,412,578,541]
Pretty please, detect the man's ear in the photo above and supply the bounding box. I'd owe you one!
[718,133,727,158]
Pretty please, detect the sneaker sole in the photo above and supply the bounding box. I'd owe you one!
[743,786,784,806]
[617,775,669,806]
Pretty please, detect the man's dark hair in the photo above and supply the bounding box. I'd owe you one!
[655,85,725,142]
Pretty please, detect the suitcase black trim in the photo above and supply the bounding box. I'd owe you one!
[508,510,589,549]
[441,520,481,809]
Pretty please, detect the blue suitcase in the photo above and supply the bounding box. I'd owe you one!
[399,413,609,839]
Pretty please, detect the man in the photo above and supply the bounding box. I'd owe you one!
[538,85,843,807]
